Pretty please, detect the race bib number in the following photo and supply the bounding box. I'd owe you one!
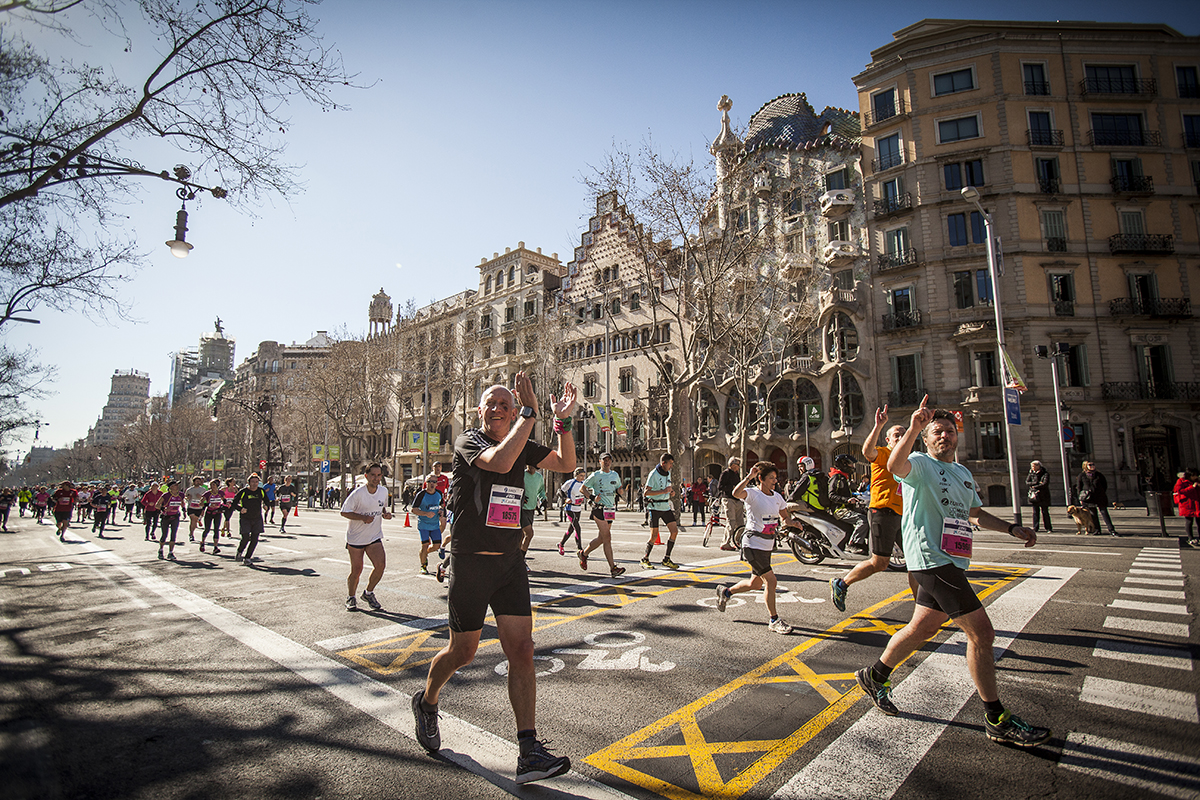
[604,509,616,521]
[486,485,523,529]
[762,522,778,537]
[941,518,973,558]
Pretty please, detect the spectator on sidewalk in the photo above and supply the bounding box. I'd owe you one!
[1026,461,1052,533]
[1077,461,1118,536]
[1174,468,1200,547]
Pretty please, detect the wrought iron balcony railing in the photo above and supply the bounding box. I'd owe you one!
[1107,233,1174,254]
[872,150,904,172]
[873,192,912,217]
[1046,237,1067,253]
[882,309,923,331]
[1024,80,1051,96]
[1110,175,1154,193]
[1102,382,1200,401]
[1053,299,1075,316]
[1088,129,1162,147]
[1186,132,1200,148]
[887,389,927,406]
[1027,129,1064,147]
[1038,177,1061,194]
[863,98,906,128]
[1080,77,1157,95]
[1108,297,1192,317]
[876,248,921,272]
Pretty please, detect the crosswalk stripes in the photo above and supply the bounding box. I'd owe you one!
[1063,545,1196,790]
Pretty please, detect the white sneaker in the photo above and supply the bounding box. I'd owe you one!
[768,617,793,635]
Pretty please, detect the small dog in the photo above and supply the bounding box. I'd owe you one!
[1066,505,1098,535]
[1111,501,1126,510]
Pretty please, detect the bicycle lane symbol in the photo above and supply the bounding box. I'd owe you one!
[494,630,675,677]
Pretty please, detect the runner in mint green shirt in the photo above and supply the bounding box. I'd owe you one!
[854,397,1050,749]
[519,465,547,570]
[640,453,681,570]
[578,453,626,578]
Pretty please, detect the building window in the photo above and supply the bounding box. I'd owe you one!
[980,421,1005,459]
[1063,344,1089,387]
[974,350,999,387]
[826,312,859,361]
[876,133,902,170]
[630,292,640,311]
[1178,66,1200,98]
[976,268,992,305]
[484,276,492,293]
[1085,64,1138,93]
[833,269,853,289]
[1027,110,1056,145]
[871,88,898,122]
[884,226,909,255]
[933,67,975,96]
[1091,113,1145,146]
[890,285,913,316]
[1023,63,1050,95]
[496,270,503,288]
[619,370,634,394]
[480,313,491,331]
[1184,115,1200,148]
[583,375,597,398]
[660,323,671,343]
[938,114,981,143]
[1119,209,1145,236]
[944,159,984,190]
[503,306,514,323]
[508,265,515,283]
[891,353,923,402]
[948,213,968,246]
[524,299,535,317]
[1036,157,1061,192]
[1050,272,1075,315]
[503,339,516,355]
[1042,209,1066,252]
[610,298,621,315]
[825,168,848,191]
[592,304,602,320]
[953,271,974,308]
[602,267,611,283]
[586,341,594,357]
[782,190,802,216]
[828,219,850,242]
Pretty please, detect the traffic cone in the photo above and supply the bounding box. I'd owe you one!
[293,504,298,517]
[653,531,661,545]
[404,511,411,527]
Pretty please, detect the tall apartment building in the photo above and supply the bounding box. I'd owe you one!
[89,369,151,446]
[855,18,1200,504]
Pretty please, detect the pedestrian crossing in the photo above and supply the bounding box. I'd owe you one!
[1061,546,1198,794]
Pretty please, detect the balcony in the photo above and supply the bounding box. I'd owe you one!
[1046,237,1067,253]
[1102,382,1200,401]
[1088,129,1163,147]
[1053,299,1075,316]
[1110,175,1154,194]
[882,309,922,331]
[863,100,907,128]
[1186,132,1200,148]
[872,150,904,172]
[823,240,858,266]
[877,248,921,272]
[873,192,912,217]
[1080,78,1157,96]
[1108,297,1192,318]
[1038,177,1062,194]
[1027,129,1064,147]
[819,189,855,218]
[501,320,516,333]
[887,388,927,406]
[783,355,817,374]
[1024,81,1051,96]
[1108,233,1174,255]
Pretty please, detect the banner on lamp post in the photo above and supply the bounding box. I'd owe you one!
[593,403,611,432]
[610,408,627,434]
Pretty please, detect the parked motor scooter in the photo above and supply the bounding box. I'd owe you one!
[782,502,907,571]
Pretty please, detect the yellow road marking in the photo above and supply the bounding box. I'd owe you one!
[584,566,1028,799]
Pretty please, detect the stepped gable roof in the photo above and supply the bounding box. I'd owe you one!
[743,93,861,154]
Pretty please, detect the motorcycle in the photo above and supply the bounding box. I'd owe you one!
[779,502,907,572]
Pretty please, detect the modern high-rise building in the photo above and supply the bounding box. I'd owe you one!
[855,18,1200,505]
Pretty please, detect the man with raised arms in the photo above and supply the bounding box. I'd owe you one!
[412,372,577,785]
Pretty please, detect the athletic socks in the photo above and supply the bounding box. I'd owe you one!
[983,699,1006,723]
[517,728,537,756]
[870,660,894,684]
[665,540,676,558]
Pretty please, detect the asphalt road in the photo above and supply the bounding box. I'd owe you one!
[1,503,1196,799]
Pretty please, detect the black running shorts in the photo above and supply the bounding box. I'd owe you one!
[447,551,530,632]
[53,510,71,524]
[911,563,982,618]
[742,546,774,576]
[649,509,677,527]
[520,507,535,528]
[868,507,902,557]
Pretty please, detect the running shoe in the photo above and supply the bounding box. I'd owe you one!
[438,547,446,560]
[577,550,588,571]
[360,590,382,610]
[1190,540,1200,549]
[436,561,447,583]
[661,557,679,570]
[412,689,440,752]
[984,711,1051,747]
[558,544,565,556]
[719,544,736,551]
[199,544,206,553]
[235,555,243,564]
[640,557,653,570]
[243,558,254,567]
[167,552,177,561]
[830,578,848,613]
[345,595,357,612]
[610,566,626,578]
[157,550,164,560]
[855,667,899,716]
[516,738,570,784]
[768,617,792,635]
[212,546,221,555]
[716,584,729,612]
[420,564,430,575]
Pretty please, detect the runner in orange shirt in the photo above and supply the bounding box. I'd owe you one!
[829,405,918,612]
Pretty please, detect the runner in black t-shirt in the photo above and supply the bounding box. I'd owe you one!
[276,476,297,532]
[412,372,578,786]
[232,474,268,566]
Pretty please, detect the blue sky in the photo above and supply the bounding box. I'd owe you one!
[6,0,1199,454]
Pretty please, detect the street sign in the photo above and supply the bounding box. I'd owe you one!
[953,410,964,432]
[259,459,266,470]
[1062,425,1075,442]
[320,460,330,474]
[804,403,823,425]
[1004,388,1021,425]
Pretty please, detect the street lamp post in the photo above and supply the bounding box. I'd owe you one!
[1035,343,1073,505]
[961,187,1022,525]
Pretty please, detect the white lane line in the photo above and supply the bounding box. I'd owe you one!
[771,565,1077,800]
[1060,732,1200,800]
[1132,559,1182,566]
[1130,569,1185,577]
[971,546,1118,555]
[256,544,302,553]
[60,540,633,800]
[1108,599,1190,616]
[1104,616,1190,638]
[321,557,351,565]
[1079,676,1199,723]
[1093,639,1193,671]
[1119,586,1186,600]
[316,616,450,651]
[1125,576,1186,587]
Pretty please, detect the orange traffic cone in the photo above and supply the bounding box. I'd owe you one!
[653,532,661,545]
[293,504,298,517]
[404,511,411,527]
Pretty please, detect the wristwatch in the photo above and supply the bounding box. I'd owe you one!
[519,406,537,419]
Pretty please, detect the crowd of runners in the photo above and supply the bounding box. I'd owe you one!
[7,374,1053,786]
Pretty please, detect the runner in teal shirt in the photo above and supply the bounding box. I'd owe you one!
[640,453,681,570]
[578,453,626,578]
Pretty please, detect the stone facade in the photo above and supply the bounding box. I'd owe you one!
[90,369,151,446]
